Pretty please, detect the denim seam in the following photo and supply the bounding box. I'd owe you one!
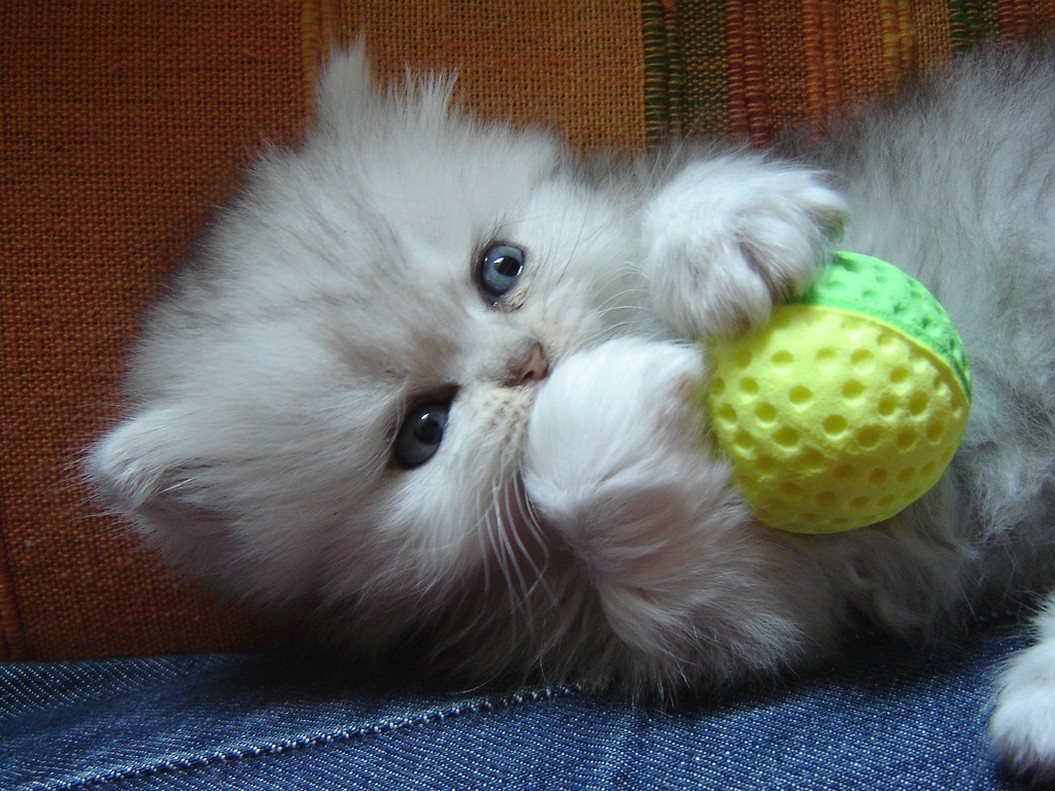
[55,684,583,790]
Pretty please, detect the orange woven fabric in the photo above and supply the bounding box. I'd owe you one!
[2,3,306,660]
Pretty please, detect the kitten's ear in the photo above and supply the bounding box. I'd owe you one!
[313,41,379,132]
[86,407,234,569]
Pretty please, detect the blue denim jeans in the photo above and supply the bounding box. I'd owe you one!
[0,623,1031,790]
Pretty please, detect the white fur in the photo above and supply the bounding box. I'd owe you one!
[991,593,1055,782]
[643,153,846,336]
[88,41,1055,779]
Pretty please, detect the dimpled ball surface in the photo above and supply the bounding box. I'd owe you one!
[703,252,971,534]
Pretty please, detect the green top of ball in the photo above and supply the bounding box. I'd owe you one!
[800,252,972,399]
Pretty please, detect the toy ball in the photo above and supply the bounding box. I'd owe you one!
[701,251,971,534]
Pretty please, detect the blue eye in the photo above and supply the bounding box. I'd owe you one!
[394,402,450,468]
[478,243,525,303]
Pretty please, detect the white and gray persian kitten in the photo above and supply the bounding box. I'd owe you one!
[89,41,1055,778]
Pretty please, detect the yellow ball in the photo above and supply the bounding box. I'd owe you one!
[703,252,971,534]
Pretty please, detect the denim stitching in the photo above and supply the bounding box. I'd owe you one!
[55,684,583,790]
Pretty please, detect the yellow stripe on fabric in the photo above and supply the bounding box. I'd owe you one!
[878,0,957,85]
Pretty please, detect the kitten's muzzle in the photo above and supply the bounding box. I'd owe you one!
[507,342,550,386]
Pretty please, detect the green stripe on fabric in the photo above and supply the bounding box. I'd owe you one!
[642,0,729,147]
[948,0,1000,51]
[642,0,673,144]
[678,0,729,138]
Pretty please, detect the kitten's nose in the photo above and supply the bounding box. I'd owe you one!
[509,342,550,385]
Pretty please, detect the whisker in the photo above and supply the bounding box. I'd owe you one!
[474,482,494,595]
[501,477,541,596]
[496,482,533,621]
[484,494,512,602]
[482,456,528,626]
[510,474,558,608]
[597,285,651,307]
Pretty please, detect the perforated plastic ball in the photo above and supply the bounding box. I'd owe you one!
[701,252,972,534]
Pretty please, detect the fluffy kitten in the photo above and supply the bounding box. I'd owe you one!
[88,41,1055,779]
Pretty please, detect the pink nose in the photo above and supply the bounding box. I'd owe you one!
[511,342,550,385]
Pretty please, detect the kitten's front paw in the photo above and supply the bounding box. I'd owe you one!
[644,155,846,338]
[990,603,1055,783]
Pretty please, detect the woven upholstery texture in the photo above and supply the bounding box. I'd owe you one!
[644,0,1055,143]
[4,1,1055,662]
[305,0,648,154]
[2,3,306,661]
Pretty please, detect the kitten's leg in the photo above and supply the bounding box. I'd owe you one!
[990,592,1055,781]
[643,153,846,338]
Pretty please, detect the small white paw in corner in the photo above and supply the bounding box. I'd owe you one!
[990,601,1055,784]
[643,153,846,339]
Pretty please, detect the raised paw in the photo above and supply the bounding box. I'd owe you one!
[643,153,846,338]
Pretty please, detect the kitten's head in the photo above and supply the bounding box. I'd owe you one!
[88,47,643,642]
